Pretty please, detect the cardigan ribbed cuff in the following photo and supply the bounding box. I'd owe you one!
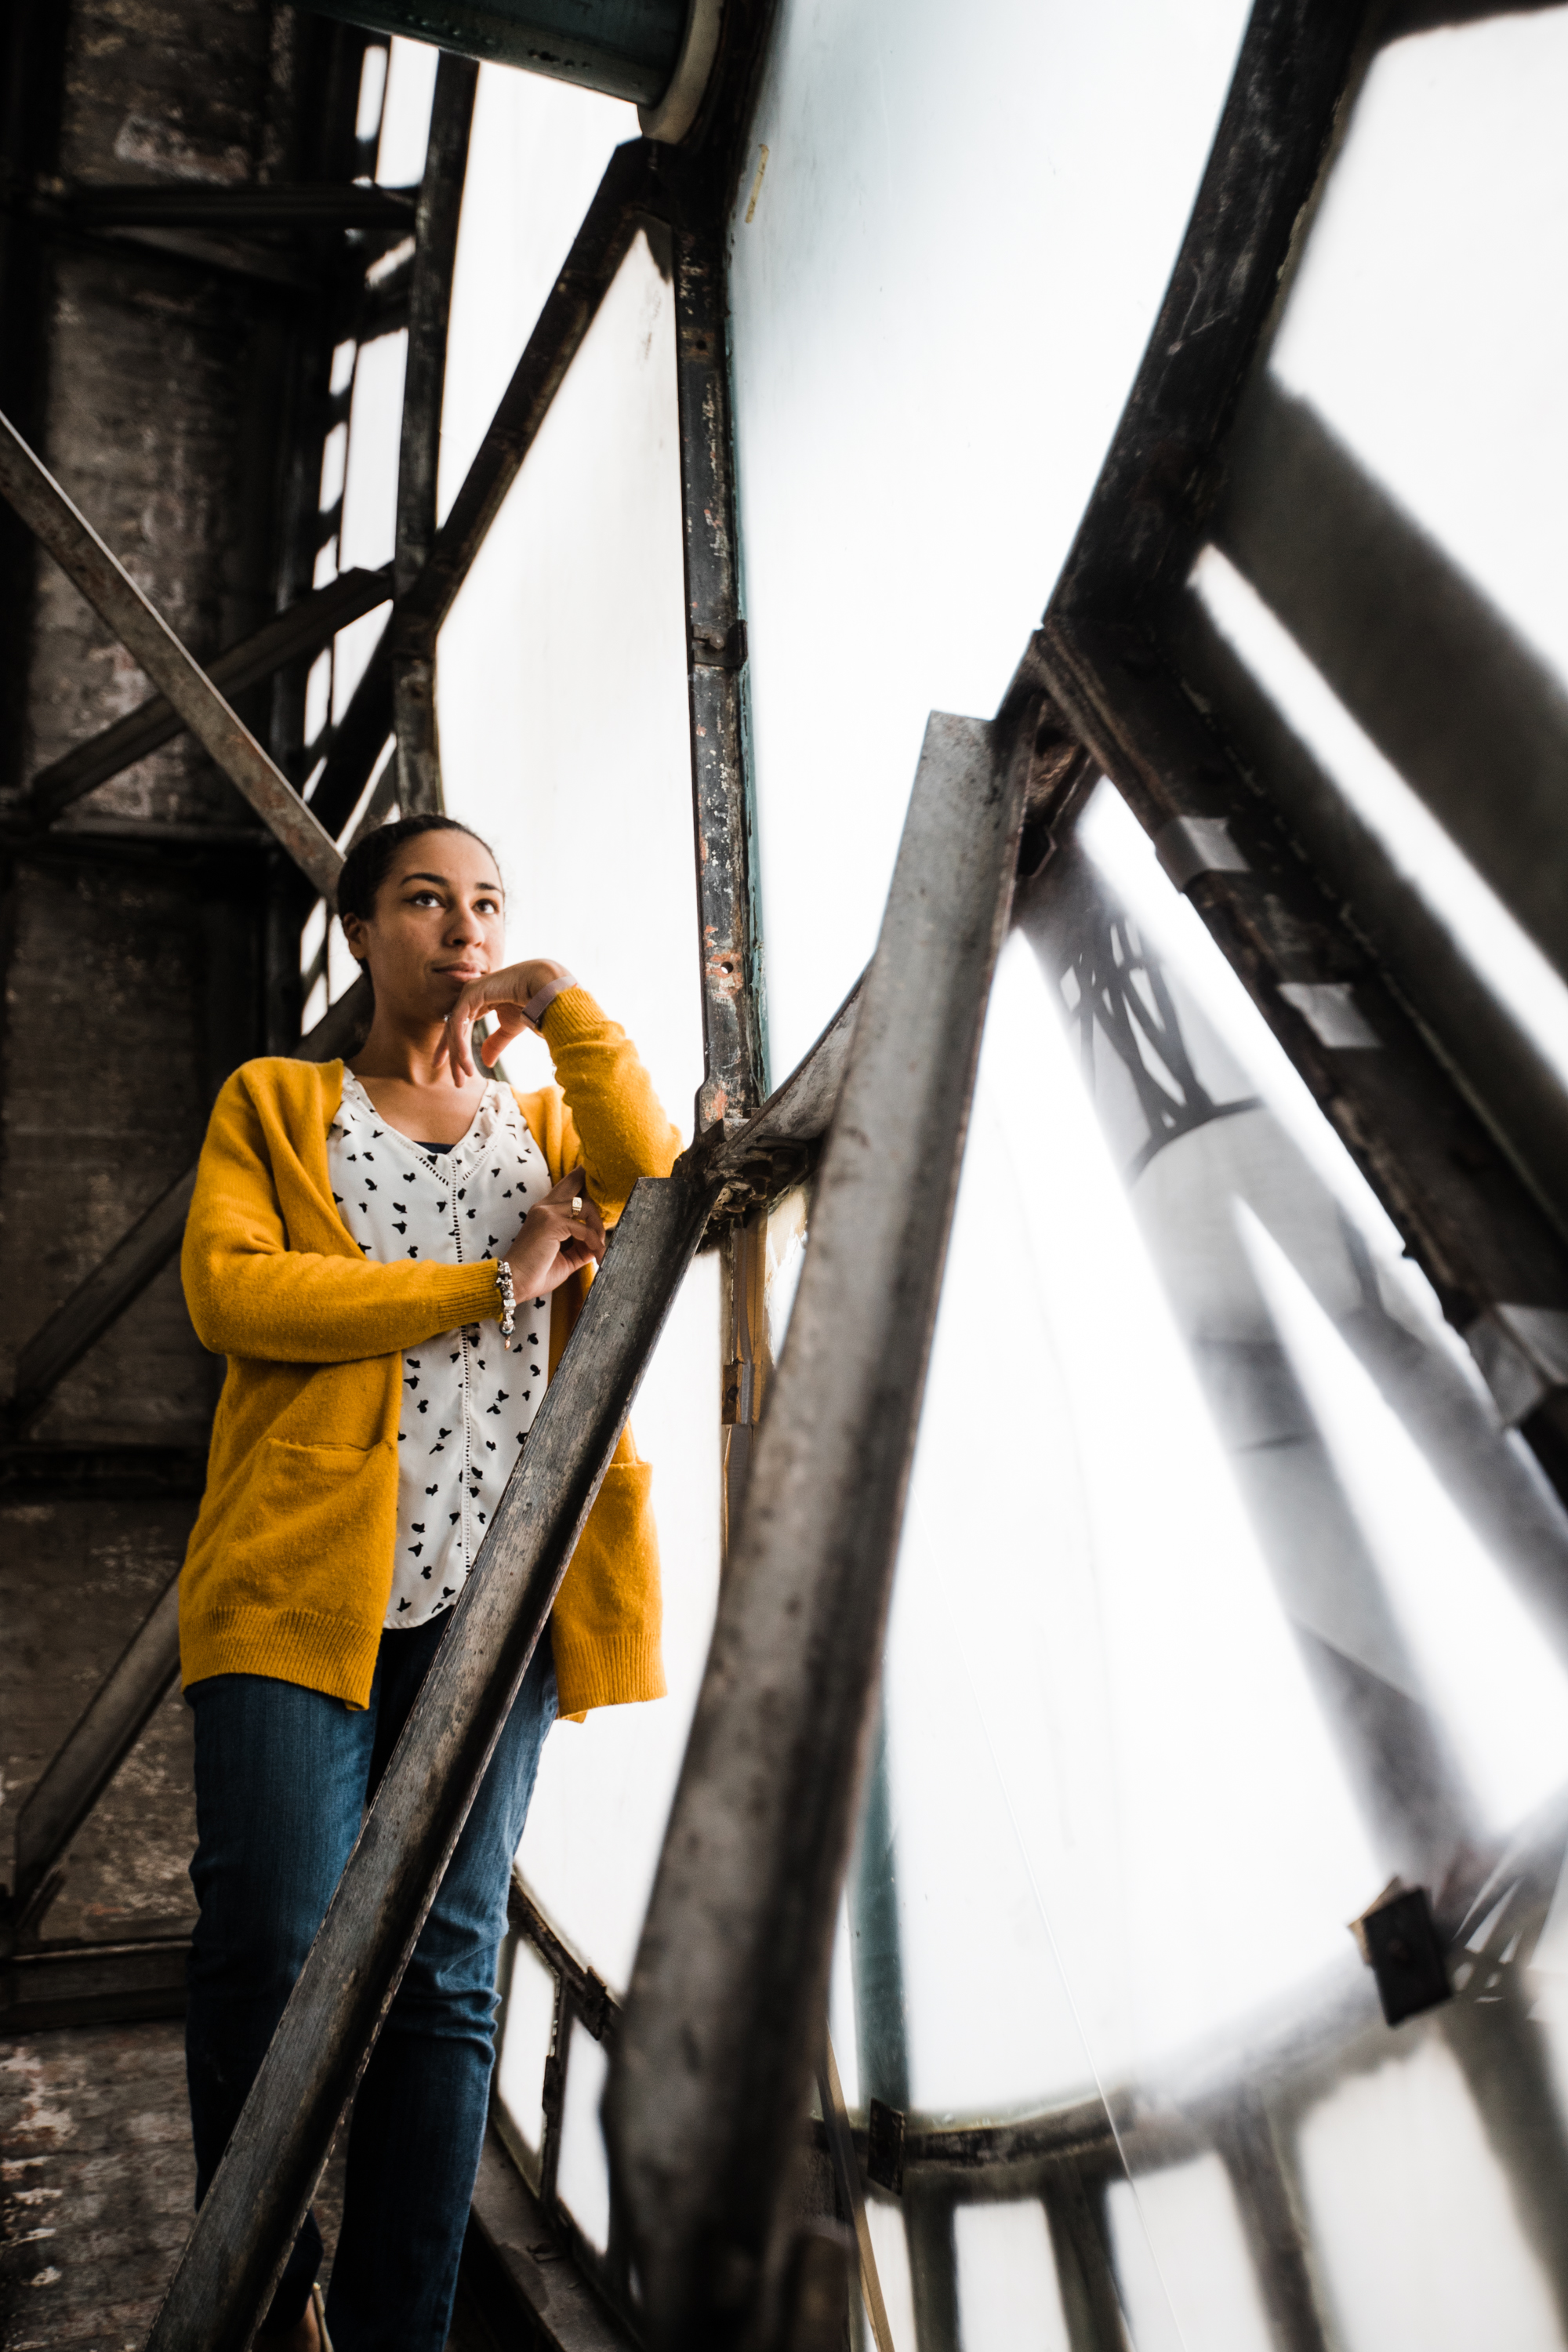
[539,985,604,1048]
[548,1621,666,1717]
[181,1601,387,1710]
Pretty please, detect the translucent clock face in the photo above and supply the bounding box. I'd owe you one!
[410,5,1568,2345]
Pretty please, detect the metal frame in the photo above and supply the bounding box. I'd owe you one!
[6,2,1568,2349]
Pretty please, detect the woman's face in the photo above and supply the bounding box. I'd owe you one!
[341,833,506,1024]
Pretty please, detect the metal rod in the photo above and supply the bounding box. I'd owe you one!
[670,196,766,1131]
[143,1162,714,2352]
[391,53,476,817]
[394,141,656,647]
[604,710,1030,2349]
[1213,2099,1331,2352]
[0,408,342,897]
[1050,0,1369,619]
[29,566,391,822]
[9,1570,182,1936]
[817,2035,895,2352]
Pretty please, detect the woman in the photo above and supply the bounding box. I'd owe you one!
[178,813,680,2351]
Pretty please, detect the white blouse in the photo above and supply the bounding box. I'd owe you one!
[327,1073,554,1630]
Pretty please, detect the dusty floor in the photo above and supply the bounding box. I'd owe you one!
[0,2019,353,2352]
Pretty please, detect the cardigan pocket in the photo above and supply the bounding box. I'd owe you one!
[222,1435,397,1613]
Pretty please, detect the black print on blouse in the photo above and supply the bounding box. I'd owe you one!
[332,1079,550,1633]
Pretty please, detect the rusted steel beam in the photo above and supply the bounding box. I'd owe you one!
[667,189,766,1129]
[29,567,391,823]
[135,984,866,2352]
[394,141,658,647]
[46,183,417,232]
[604,712,1029,2349]
[143,1160,717,2352]
[392,54,477,818]
[1050,0,1372,620]
[5,975,370,1435]
[0,409,343,897]
[7,1569,183,1940]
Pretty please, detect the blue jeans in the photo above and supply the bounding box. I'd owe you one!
[185,1617,556,2350]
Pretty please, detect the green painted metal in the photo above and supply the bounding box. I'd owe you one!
[307,0,688,106]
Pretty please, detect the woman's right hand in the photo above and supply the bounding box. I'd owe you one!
[503,1168,606,1301]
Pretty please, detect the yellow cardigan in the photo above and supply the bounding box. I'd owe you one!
[177,987,682,1716]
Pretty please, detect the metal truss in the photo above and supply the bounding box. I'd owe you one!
[5,0,1568,2347]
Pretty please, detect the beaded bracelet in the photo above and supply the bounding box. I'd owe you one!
[495,1257,517,1348]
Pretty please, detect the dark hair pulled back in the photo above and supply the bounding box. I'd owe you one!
[335,813,500,933]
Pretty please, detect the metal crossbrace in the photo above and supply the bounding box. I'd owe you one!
[27,565,392,822]
[0,412,343,896]
[390,51,476,815]
[3,137,665,1439]
[139,981,857,2352]
[0,136,695,1952]
[604,710,1031,2347]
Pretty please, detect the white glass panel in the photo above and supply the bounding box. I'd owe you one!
[954,2201,1069,2352]
[376,36,436,187]
[303,651,331,747]
[727,0,1252,1079]
[516,1250,720,1992]
[493,1933,557,2169]
[828,1892,862,2113]
[1298,2037,1566,2352]
[330,605,385,724]
[856,2201,916,2352]
[339,332,407,575]
[439,230,699,1134]
[884,927,1377,2112]
[1109,2161,1272,2352]
[440,69,636,518]
[1269,10,1568,689]
[556,2019,612,2253]
[355,43,387,145]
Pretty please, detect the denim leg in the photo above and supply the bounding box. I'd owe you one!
[186,1671,376,2330]
[325,1628,557,2352]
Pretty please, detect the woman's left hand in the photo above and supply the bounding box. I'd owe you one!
[437,960,572,1083]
